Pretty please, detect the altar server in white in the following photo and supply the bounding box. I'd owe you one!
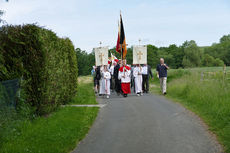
[99,65,111,98]
[133,64,143,96]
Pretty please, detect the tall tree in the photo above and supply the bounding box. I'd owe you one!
[182,40,203,68]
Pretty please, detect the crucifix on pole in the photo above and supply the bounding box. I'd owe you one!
[138,39,141,46]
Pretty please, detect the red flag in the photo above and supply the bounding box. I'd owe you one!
[116,21,121,53]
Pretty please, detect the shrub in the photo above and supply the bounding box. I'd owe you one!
[0,24,78,115]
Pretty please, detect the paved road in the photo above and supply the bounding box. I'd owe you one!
[72,92,222,153]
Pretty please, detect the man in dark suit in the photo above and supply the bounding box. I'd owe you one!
[142,64,153,93]
[114,60,121,95]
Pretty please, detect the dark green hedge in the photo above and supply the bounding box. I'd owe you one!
[0,24,78,115]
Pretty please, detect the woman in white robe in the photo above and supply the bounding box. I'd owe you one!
[133,64,143,96]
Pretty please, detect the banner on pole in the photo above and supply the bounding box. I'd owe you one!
[94,47,109,66]
[133,45,147,64]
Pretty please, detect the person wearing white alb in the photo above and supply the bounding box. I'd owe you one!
[100,65,111,98]
[104,67,111,99]
[133,64,143,96]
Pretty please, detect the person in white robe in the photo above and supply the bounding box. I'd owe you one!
[100,65,111,98]
[99,65,105,96]
[133,64,143,96]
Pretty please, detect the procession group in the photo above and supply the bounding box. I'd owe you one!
[92,58,169,99]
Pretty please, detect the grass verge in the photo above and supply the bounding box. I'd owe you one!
[1,107,98,153]
[0,76,99,153]
[150,67,230,152]
[70,81,97,105]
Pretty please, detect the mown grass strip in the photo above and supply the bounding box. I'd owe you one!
[70,81,97,105]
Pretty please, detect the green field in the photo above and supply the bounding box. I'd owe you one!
[0,78,98,153]
[150,66,230,152]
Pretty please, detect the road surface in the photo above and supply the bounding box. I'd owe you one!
[72,92,222,153]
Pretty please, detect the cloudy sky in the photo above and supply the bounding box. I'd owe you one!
[0,0,230,52]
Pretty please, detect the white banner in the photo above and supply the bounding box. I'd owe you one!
[133,45,147,64]
[94,47,109,66]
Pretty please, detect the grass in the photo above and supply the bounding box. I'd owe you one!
[150,67,230,152]
[70,76,97,105]
[0,76,99,153]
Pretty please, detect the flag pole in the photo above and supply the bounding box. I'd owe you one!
[120,11,123,67]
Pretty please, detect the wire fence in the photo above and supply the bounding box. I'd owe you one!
[0,78,20,108]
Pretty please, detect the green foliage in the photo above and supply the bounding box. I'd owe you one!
[76,34,230,76]
[202,54,224,67]
[0,77,99,153]
[0,107,99,153]
[0,24,78,115]
[204,34,230,65]
[182,40,202,67]
[76,48,95,76]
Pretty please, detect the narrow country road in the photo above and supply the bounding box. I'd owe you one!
[72,92,222,153]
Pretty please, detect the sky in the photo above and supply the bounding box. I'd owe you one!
[0,0,230,52]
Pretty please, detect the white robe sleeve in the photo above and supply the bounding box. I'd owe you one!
[118,71,122,80]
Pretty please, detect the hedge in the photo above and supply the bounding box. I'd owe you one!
[0,24,78,115]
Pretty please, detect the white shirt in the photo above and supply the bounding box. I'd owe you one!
[142,66,148,75]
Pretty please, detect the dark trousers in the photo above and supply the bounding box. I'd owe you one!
[142,75,149,92]
[110,75,115,91]
[115,78,121,93]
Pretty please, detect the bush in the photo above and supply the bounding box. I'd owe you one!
[0,24,78,115]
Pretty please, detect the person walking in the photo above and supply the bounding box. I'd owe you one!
[142,64,153,93]
[133,64,143,96]
[109,62,116,92]
[118,60,131,97]
[156,58,169,95]
[114,60,121,95]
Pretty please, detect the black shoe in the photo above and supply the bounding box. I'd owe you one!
[99,94,102,96]
[163,92,167,95]
[123,94,127,97]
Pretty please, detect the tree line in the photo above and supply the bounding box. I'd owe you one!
[77,34,230,76]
